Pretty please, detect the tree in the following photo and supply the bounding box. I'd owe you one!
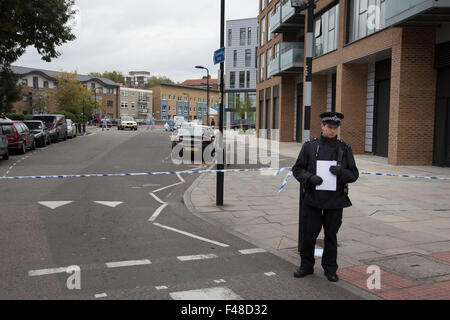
[0,67,22,113]
[0,0,76,66]
[235,95,255,132]
[89,71,125,84]
[145,76,176,88]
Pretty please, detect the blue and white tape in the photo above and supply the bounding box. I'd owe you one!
[0,167,292,181]
[360,171,450,181]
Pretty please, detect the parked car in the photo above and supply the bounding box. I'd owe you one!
[0,125,9,160]
[32,114,68,143]
[23,120,51,147]
[0,120,36,154]
[66,119,77,139]
[118,116,138,131]
[171,123,215,160]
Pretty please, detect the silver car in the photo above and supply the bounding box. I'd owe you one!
[0,123,9,160]
[66,119,77,139]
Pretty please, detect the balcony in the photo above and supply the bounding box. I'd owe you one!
[386,0,450,27]
[270,0,305,34]
[268,42,304,78]
[139,109,148,114]
[139,96,148,102]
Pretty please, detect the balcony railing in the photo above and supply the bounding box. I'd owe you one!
[270,0,305,34]
[386,0,450,27]
[139,109,148,114]
[268,42,304,78]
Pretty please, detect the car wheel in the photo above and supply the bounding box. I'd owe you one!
[3,150,9,160]
[63,133,67,141]
[31,140,36,150]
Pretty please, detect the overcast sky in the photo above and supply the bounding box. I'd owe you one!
[16,0,259,83]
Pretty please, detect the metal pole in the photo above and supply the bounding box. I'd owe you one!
[217,0,225,206]
[207,68,210,126]
[304,0,314,142]
[82,99,86,134]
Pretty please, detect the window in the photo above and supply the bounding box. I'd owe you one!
[131,103,135,109]
[240,28,246,45]
[178,96,181,101]
[43,81,49,88]
[123,90,128,97]
[107,100,113,108]
[121,102,128,108]
[162,94,167,100]
[314,4,339,58]
[260,16,266,47]
[33,77,39,89]
[268,9,273,41]
[255,47,258,68]
[233,50,237,67]
[260,53,265,82]
[246,71,250,88]
[348,0,386,43]
[228,29,232,46]
[184,96,188,102]
[230,72,235,88]
[91,83,96,90]
[261,0,266,11]
[248,27,252,45]
[245,49,252,67]
[21,79,28,86]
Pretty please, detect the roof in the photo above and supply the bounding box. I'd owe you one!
[10,65,120,87]
[151,83,220,93]
[181,78,219,87]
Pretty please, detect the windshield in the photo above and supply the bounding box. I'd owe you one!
[33,116,56,124]
[0,124,14,134]
[122,116,134,122]
[24,122,43,130]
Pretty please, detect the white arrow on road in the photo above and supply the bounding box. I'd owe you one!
[93,201,123,208]
[38,201,73,210]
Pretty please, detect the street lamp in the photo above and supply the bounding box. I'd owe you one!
[290,0,315,142]
[195,65,210,126]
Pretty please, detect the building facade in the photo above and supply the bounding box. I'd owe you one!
[257,0,450,167]
[125,71,151,89]
[151,83,220,125]
[119,87,153,120]
[181,75,219,90]
[10,65,121,119]
[225,17,259,128]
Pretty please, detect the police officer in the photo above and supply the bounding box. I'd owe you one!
[292,112,359,282]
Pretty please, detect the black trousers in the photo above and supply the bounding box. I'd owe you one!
[299,203,343,274]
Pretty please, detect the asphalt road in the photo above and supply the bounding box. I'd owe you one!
[0,127,365,300]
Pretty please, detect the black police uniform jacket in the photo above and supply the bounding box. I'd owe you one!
[292,135,359,209]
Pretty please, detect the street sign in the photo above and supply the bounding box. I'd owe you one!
[214,47,225,65]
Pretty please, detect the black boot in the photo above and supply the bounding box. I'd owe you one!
[294,268,314,278]
[324,272,339,282]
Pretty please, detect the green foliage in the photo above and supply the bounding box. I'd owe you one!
[24,114,34,120]
[145,76,176,88]
[51,110,76,122]
[0,0,77,66]
[89,71,124,84]
[0,67,22,113]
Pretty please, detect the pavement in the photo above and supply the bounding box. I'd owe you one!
[185,130,450,300]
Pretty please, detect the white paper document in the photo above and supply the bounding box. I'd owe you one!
[316,160,337,191]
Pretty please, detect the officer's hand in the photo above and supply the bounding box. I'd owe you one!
[309,175,323,186]
[330,166,342,177]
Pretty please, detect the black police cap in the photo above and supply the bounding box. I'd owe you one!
[320,112,344,126]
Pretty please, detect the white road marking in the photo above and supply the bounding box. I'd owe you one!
[148,203,168,222]
[155,286,168,290]
[153,223,230,248]
[214,279,226,284]
[176,172,185,183]
[105,259,151,268]
[177,254,218,261]
[93,201,123,208]
[152,182,183,193]
[170,287,243,300]
[28,267,68,276]
[150,193,168,205]
[264,272,277,277]
[95,293,108,298]
[9,166,13,170]
[238,248,267,255]
[38,201,73,210]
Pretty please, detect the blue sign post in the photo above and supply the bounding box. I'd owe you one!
[214,47,225,65]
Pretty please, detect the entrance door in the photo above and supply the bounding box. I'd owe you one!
[296,83,303,143]
[434,68,450,167]
[374,79,391,157]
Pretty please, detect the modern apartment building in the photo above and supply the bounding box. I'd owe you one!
[119,87,153,119]
[151,83,220,125]
[225,17,259,128]
[10,65,121,119]
[125,71,151,89]
[257,0,450,167]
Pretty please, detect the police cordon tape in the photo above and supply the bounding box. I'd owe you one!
[277,169,450,193]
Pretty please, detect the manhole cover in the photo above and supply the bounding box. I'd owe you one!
[366,253,450,280]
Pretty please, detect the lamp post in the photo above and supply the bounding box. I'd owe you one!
[217,0,225,206]
[195,65,210,126]
[290,0,315,142]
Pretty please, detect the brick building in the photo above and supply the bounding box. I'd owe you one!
[119,87,153,120]
[151,83,220,125]
[181,75,219,90]
[10,66,121,119]
[257,0,450,166]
